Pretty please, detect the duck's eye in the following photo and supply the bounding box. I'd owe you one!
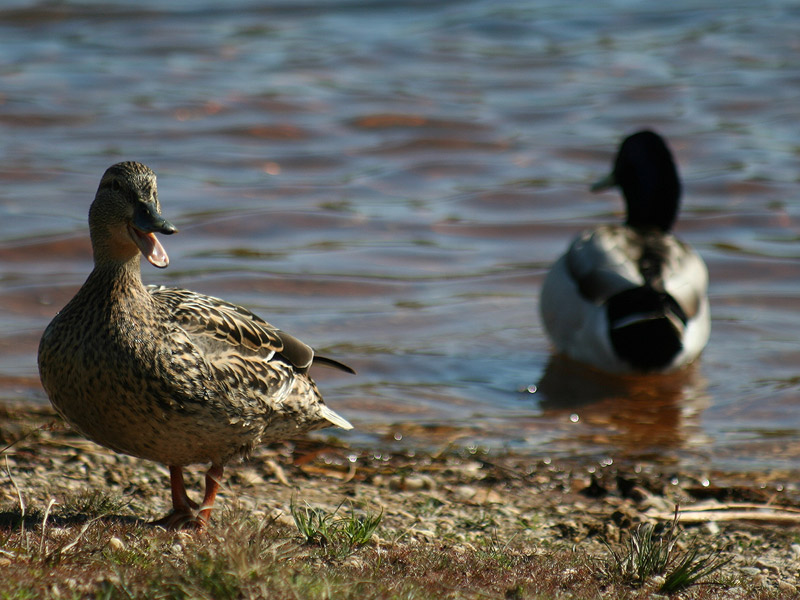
[110,179,123,192]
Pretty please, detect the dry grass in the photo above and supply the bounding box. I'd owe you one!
[0,405,799,599]
[0,510,596,600]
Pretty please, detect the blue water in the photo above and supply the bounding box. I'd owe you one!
[1,0,800,473]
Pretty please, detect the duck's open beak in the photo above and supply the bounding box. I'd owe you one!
[130,203,178,269]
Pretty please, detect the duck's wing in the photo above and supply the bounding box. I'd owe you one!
[148,286,354,374]
[565,225,646,304]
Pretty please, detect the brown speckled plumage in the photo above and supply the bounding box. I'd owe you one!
[38,162,353,528]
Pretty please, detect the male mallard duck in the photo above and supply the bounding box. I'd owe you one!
[38,162,354,528]
[539,130,710,373]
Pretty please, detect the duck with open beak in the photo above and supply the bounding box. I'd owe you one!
[38,161,354,529]
[129,198,177,268]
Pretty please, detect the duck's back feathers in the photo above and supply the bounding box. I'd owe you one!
[540,130,710,374]
[151,283,354,420]
[149,285,356,374]
[566,225,707,316]
[565,226,646,303]
[541,226,709,373]
[146,283,354,424]
[149,286,313,367]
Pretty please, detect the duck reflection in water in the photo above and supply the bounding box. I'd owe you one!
[533,355,710,456]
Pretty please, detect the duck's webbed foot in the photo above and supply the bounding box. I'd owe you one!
[150,464,224,531]
[150,508,199,530]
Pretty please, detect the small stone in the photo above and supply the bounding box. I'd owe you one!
[475,489,504,504]
[99,574,121,586]
[740,566,761,578]
[176,531,193,543]
[755,559,780,575]
[388,475,436,491]
[702,521,720,536]
[570,477,591,494]
[497,505,520,517]
[237,468,265,487]
[452,485,478,501]
[640,494,672,513]
[777,580,797,593]
[108,537,125,551]
[274,512,296,528]
[458,461,482,475]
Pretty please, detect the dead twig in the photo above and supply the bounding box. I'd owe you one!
[653,503,800,524]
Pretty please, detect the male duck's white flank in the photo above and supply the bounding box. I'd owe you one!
[539,130,710,374]
[38,162,354,529]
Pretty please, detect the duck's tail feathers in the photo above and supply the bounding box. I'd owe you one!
[606,286,687,371]
[320,404,353,430]
[314,355,357,375]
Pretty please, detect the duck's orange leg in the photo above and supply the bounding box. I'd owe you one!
[196,464,224,527]
[151,465,199,529]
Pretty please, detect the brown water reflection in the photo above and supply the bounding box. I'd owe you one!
[536,357,709,459]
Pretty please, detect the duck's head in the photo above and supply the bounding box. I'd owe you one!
[591,130,681,232]
[88,162,177,269]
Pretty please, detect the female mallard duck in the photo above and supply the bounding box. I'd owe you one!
[38,162,354,529]
[539,130,710,373]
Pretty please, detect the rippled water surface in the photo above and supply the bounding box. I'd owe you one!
[1,0,800,473]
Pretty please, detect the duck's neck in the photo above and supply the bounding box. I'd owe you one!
[622,180,680,232]
[82,255,152,314]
